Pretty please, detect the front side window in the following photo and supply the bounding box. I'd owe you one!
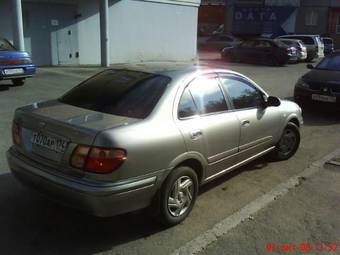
[189,76,228,115]
[220,77,263,110]
[60,70,171,119]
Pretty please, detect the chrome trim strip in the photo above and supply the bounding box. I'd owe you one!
[208,147,238,163]
[204,146,275,183]
[239,136,272,151]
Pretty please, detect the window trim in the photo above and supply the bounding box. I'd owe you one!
[217,73,266,112]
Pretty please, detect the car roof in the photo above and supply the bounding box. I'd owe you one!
[279,34,320,37]
[106,65,244,80]
[278,38,302,42]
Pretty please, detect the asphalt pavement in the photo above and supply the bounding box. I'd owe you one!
[0,60,340,255]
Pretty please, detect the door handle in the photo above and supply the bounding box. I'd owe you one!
[241,120,250,127]
[190,129,203,140]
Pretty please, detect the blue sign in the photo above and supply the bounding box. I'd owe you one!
[233,7,296,36]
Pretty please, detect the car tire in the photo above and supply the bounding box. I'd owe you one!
[12,78,25,86]
[305,57,314,63]
[157,166,198,226]
[271,122,300,161]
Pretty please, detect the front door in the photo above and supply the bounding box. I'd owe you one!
[219,74,282,160]
[50,4,79,65]
[176,75,240,179]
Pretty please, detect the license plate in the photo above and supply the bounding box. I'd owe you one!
[312,94,336,103]
[31,132,68,153]
[4,68,24,75]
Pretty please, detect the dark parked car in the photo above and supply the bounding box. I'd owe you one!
[322,37,335,55]
[221,39,295,66]
[295,52,340,106]
[0,38,36,85]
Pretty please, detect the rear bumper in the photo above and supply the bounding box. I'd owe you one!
[288,55,298,63]
[7,148,163,217]
[0,65,36,80]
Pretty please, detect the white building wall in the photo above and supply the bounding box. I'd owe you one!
[1,0,199,65]
[77,0,101,65]
[108,0,198,64]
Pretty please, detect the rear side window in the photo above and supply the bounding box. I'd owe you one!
[240,41,255,48]
[60,70,170,119]
[189,76,228,115]
[178,88,198,119]
[220,77,263,110]
[0,38,16,51]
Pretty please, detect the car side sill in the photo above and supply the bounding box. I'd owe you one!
[202,146,275,184]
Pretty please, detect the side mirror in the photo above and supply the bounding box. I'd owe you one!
[306,64,314,69]
[266,96,281,107]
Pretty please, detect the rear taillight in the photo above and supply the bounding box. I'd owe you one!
[70,145,126,174]
[0,58,32,65]
[12,122,21,146]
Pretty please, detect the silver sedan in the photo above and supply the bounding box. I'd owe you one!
[7,66,303,226]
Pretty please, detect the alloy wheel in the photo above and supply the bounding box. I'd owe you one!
[167,176,194,217]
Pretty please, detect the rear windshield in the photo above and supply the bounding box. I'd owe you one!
[0,38,16,51]
[59,70,171,119]
[316,55,340,71]
[283,36,314,45]
[280,40,293,46]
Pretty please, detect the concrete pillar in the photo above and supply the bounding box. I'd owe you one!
[100,0,110,67]
[12,0,25,51]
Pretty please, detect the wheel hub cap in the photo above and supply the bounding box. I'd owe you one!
[167,176,194,217]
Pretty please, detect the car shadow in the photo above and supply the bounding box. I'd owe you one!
[0,173,165,255]
[0,85,9,91]
[0,80,24,90]
[284,97,340,126]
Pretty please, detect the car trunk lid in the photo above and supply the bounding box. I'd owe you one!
[14,100,139,175]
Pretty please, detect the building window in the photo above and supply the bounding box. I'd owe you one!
[305,10,318,26]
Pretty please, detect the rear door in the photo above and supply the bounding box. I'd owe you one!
[218,74,282,160]
[176,74,240,179]
[237,40,256,62]
[254,40,274,63]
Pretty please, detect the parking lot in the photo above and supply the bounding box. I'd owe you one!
[1,61,340,255]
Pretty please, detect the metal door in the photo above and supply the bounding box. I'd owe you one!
[22,3,79,66]
[50,5,79,65]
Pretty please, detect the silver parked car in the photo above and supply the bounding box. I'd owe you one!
[278,34,324,61]
[277,38,308,62]
[7,67,302,225]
